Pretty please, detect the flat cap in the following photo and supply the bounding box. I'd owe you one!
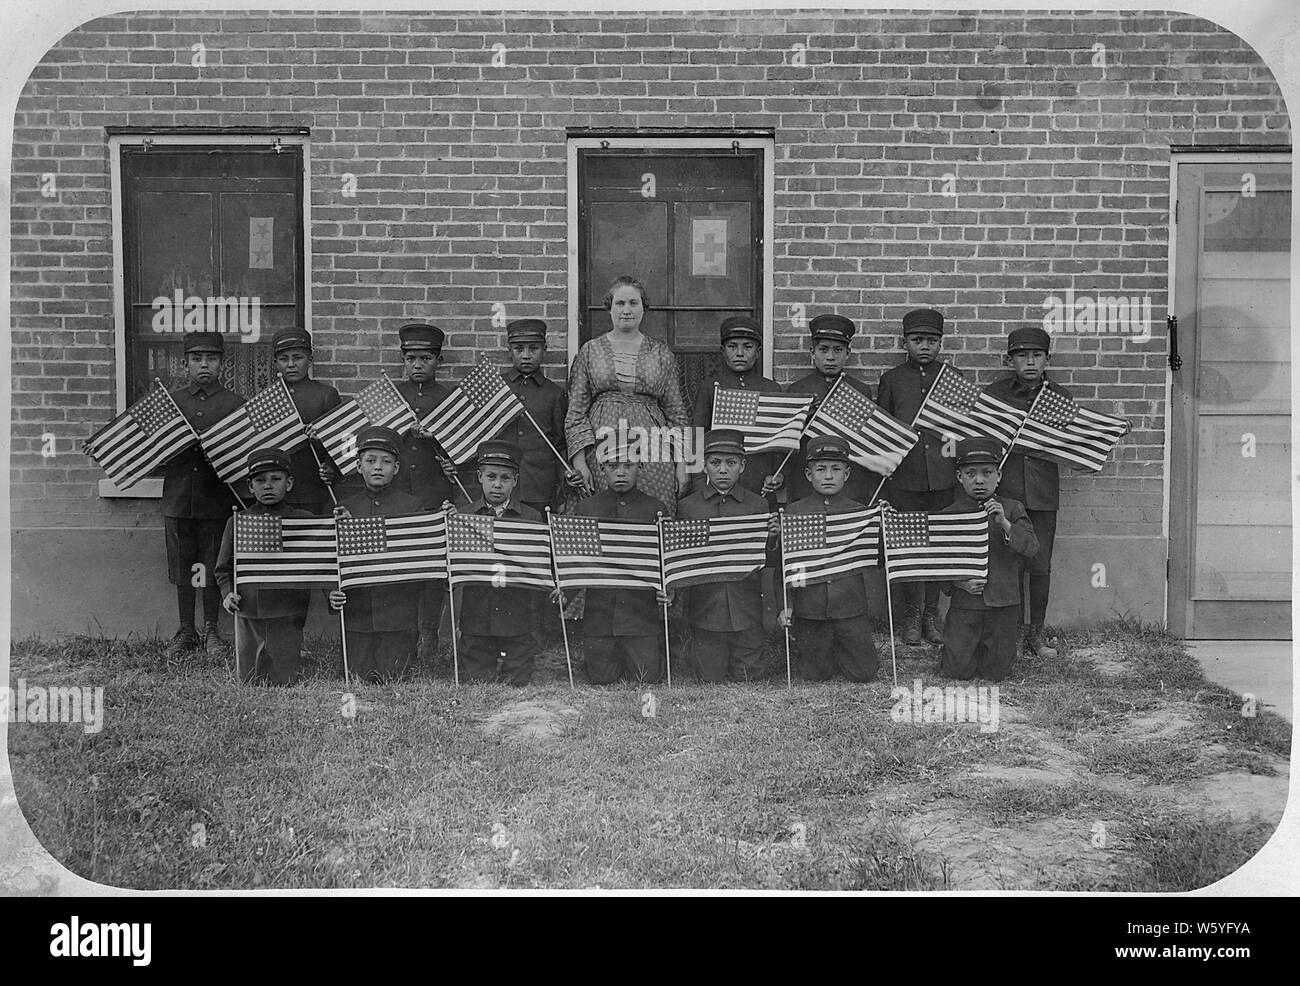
[719,314,762,343]
[476,440,522,470]
[902,308,945,336]
[272,327,313,354]
[505,318,547,344]
[805,435,851,463]
[1007,326,1051,354]
[246,447,293,477]
[955,436,1003,467]
[183,332,225,354]
[703,428,747,457]
[398,322,445,353]
[809,313,855,345]
[355,425,402,458]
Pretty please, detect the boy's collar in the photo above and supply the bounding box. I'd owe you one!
[363,482,395,496]
[186,380,222,396]
[703,482,738,500]
[1010,371,1049,396]
[504,366,540,384]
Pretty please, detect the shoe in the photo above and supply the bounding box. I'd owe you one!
[1022,625,1058,660]
[922,608,944,646]
[203,625,228,658]
[901,605,922,646]
[166,627,200,659]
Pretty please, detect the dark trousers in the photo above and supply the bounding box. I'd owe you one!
[165,516,225,626]
[689,626,766,683]
[461,633,539,686]
[1022,509,1058,627]
[344,630,417,682]
[585,634,663,685]
[234,615,304,685]
[941,605,1021,681]
[792,614,878,682]
[886,487,953,610]
[419,581,446,640]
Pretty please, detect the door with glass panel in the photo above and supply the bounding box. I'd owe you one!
[1169,157,1291,638]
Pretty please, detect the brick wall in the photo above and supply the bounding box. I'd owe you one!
[9,10,1289,549]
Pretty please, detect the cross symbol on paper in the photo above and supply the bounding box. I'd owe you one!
[698,231,725,266]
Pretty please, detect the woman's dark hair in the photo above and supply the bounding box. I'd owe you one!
[602,275,650,311]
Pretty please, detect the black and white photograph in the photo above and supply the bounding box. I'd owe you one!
[0,0,1295,909]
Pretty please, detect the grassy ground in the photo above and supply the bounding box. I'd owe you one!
[4,619,1290,891]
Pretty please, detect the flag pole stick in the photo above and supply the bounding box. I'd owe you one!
[285,373,340,507]
[778,508,792,691]
[656,513,672,689]
[545,509,575,689]
[999,381,1044,470]
[521,405,570,473]
[771,372,842,483]
[445,524,462,687]
[881,515,898,688]
[231,504,242,685]
[328,512,351,687]
[866,397,927,508]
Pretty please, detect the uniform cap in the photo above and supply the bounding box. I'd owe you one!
[183,332,225,354]
[398,322,445,353]
[955,436,1003,467]
[703,428,747,457]
[805,435,851,463]
[355,425,402,459]
[476,440,522,470]
[902,308,945,336]
[246,447,293,477]
[1007,326,1051,354]
[272,327,313,354]
[809,313,855,345]
[505,318,547,344]
[719,314,762,343]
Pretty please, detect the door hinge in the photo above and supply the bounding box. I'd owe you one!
[1174,199,1179,224]
[1167,315,1182,371]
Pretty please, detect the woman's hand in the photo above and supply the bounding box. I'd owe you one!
[674,461,689,496]
[570,454,594,493]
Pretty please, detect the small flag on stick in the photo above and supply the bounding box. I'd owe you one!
[200,377,306,483]
[446,512,555,590]
[803,384,918,476]
[711,388,813,454]
[312,377,419,475]
[881,509,989,583]
[550,515,661,591]
[780,506,882,587]
[336,512,449,589]
[421,358,527,464]
[84,382,197,490]
[660,513,771,590]
[1012,387,1129,473]
[233,514,337,586]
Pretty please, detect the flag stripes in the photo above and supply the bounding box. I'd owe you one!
[1013,388,1128,472]
[780,506,882,587]
[421,358,526,464]
[446,513,555,590]
[660,513,771,590]
[84,383,197,490]
[336,512,448,589]
[550,515,661,591]
[881,509,989,582]
[803,384,918,476]
[234,514,338,586]
[913,365,1021,449]
[312,377,419,475]
[200,378,307,483]
[711,388,814,454]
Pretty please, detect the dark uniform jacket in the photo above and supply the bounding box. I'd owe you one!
[458,497,545,637]
[491,368,568,507]
[783,370,877,503]
[677,484,771,632]
[164,381,246,518]
[573,486,668,637]
[942,490,1040,610]
[784,491,872,621]
[982,374,1072,512]
[393,378,459,510]
[214,501,314,619]
[337,483,424,632]
[692,367,784,498]
[283,377,341,510]
[876,358,959,493]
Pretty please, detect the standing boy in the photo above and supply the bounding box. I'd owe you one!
[982,327,1064,659]
[876,307,958,646]
[784,313,877,503]
[214,448,314,685]
[675,428,775,683]
[939,438,1040,681]
[163,332,245,659]
[777,435,879,683]
[391,322,460,664]
[272,327,342,515]
[327,426,423,681]
[573,446,671,685]
[452,440,546,686]
[691,315,785,502]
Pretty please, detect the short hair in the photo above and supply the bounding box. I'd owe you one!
[602,275,650,311]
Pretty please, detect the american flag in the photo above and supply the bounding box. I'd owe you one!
[84,382,197,490]
[549,515,661,591]
[803,383,918,476]
[711,388,814,454]
[914,365,1022,449]
[233,513,337,586]
[881,509,989,582]
[311,377,419,476]
[336,512,448,589]
[1012,387,1129,472]
[421,358,525,464]
[780,506,882,588]
[660,513,771,590]
[446,512,555,590]
[199,377,307,483]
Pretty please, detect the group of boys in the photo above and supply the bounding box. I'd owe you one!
[169,305,1070,689]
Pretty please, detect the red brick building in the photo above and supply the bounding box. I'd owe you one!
[8,10,1292,639]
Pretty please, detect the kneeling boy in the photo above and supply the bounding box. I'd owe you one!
[940,437,1040,681]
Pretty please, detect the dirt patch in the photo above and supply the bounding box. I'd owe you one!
[1121,707,1198,741]
[1073,645,1129,677]
[479,699,579,745]
[1148,767,1291,827]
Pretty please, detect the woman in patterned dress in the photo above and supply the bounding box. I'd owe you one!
[565,275,690,512]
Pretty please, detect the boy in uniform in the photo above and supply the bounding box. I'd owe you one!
[272,327,342,515]
[777,435,879,682]
[876,307,958,646]
[939,438,1040,681]
[982,327,1064,659]
[675,428,775,683]
[214,448,314,685]
[327,426,423,681]
[391,322,460,664]
[452,440,546,686]
[163,332,246,659]
[784,313,878,503]
[572,445,672,685]
[690,315,785,502]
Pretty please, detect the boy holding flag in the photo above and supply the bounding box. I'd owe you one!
[272,327,342,515]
